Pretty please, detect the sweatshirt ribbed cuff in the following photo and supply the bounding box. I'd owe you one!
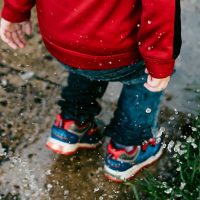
[144,57,175,78]
[1,4,31,23]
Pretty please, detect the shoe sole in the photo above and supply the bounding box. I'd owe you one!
[104,144,164,182]
[46,137,101,155]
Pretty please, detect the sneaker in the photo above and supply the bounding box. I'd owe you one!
[104,132,164,182]
[46,114,102,155]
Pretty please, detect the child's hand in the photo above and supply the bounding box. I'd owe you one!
[0,18,32,49]
[144,68,170,92]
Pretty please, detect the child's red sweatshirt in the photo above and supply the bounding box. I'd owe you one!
[1,0,181,78]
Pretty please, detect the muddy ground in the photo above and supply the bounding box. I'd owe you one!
[0,0,199,199]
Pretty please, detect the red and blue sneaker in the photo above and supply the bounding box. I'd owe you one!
[104,132,164,182]
[46,114,102,155]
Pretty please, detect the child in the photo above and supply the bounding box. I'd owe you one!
[0,0,181,182]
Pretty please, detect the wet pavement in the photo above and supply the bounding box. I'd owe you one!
[0,0,199,199]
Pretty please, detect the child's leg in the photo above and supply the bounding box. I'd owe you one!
[105,81,163,146]
[104,66,164,181]
[58,71,108,124]
[46,71,108,155]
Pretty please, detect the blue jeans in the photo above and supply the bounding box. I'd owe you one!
[58,61,163,146]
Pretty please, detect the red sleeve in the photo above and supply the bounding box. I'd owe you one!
[138,0,182,78]
[1,0,35,23]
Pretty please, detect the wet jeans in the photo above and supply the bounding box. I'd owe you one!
[58,61,163,146]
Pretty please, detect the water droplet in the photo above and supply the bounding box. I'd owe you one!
[94,187,100,192]
[191,127,197,132]
[191,143,197,149]
[164,188,172,194]
[45,170,51,175]
[196,89,200,93]
[146,108,151,113]
[1,79,7,86]
[169,116,174,121]
[186,136,194,143]
[0,143,6,156]
[64,190,69,195]
[160,127,165,132]
[47,184,53,191]
[167,140,174,152]
[148,20,152,24]
[180,182,186,190]
[176,167,181,171]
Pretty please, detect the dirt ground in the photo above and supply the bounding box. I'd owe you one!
[0,1,199,199]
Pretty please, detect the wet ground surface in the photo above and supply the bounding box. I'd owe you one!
[0,0,199,199]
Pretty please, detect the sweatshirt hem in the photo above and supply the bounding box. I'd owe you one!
[43,37,142,70]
